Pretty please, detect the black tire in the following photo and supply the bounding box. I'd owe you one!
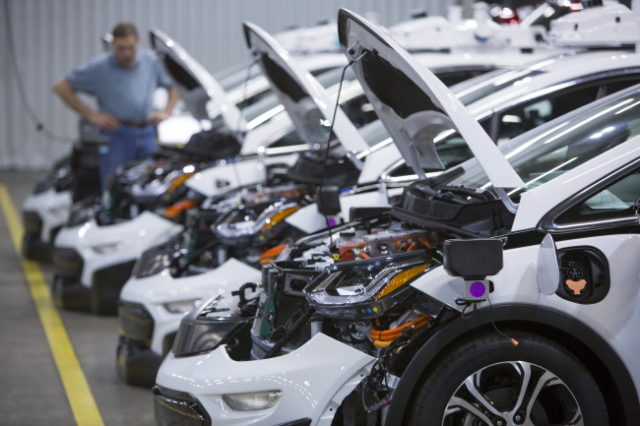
[406,330,608,426]
[22,232,52,262]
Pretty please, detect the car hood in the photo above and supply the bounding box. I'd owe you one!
[337,9,524,189]
[243,22,369,154]
[150,29,246,132]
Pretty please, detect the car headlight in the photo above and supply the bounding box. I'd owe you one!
[222,390,281,411]
[215,201,300,241]
[91,241,123,254]
[47,204,70,217]
[304,251,429,319]
[133,234,183,279]
[66,203,96,227]
[172,296,255,357]
[163,298,202,314]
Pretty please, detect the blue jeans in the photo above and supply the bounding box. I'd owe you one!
[99,125,157,191]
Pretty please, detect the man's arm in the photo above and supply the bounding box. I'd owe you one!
[53,78,120,130]
[149,86,179,124]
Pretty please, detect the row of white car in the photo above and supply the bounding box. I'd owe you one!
[23,2,640,425]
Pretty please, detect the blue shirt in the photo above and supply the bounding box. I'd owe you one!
[66,50,173,122]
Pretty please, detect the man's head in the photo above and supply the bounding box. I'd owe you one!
[112,22,139,69]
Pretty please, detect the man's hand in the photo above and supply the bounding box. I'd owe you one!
[54,79,121,130]
[149,111,171,124]
[88,112,120,130]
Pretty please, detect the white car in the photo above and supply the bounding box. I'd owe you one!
[113,16,587,386]
[49,30,353,315]
[51,11,569,316]
[113,21,486,386]
[21,25,347,263]
[154,5,640,425]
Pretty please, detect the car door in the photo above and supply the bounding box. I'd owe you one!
[539,159,640,387]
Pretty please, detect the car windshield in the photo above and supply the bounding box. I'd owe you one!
[452,58,554,105]
[359,120,391,147]
[241,68,355,130]
[450,87,640,194]
[216,63,262,91]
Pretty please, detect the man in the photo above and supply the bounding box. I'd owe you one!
[53,22,178,190]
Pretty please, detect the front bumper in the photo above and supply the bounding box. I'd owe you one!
[52,248,136,314]
[156,333,374,425]
[21,188,72,259]
[120,258,261,355]
[116,301,175,387]
[52,212,183,314]
[22,210,58,261]
[153,385,212,426]
[51,247,90,311]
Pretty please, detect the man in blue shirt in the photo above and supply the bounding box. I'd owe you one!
[53,22,178,190]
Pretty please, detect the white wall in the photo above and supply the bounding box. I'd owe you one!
[0,0,451,170]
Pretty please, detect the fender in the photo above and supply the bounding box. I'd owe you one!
[384,304,640,426]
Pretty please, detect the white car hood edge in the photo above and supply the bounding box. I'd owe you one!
[337,9,524,189]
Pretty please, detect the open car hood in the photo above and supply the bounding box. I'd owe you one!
[243,22,369,154]
[337,9,524,189]
[150,29,246,132]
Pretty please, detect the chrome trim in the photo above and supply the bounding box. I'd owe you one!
[263,144,309,156]
[490,67,640,118]
[547,216,639,233]
[355,137,393,160]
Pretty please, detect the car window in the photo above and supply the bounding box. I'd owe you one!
[455,68,545,106]
[424,118,492,169]
[268,130,305,148]
[452,88,640,193]
[495,85,600,141]
[341,94,378,128]
[602,77,640,97]
[436,68,496,87]
[556,166,640,225]
[494,75,640,142]
[387,162,414,178]
[236,88,273,111]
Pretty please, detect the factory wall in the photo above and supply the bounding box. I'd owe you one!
[0,0,452,170]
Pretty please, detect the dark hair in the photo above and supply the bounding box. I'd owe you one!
[112,22,138,40]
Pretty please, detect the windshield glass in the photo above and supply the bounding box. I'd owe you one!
[216,63,261,91]
[359,120,391,147]
[452,58,555,105]
[451,87,640,193]
[241,68,355,130]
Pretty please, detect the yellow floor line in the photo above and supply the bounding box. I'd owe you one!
[0,184,104,426]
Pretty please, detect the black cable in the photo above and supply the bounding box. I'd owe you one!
[318,52,367,247]
[230,57,259,184]
[2,0,74,144]
[233,57,259,140]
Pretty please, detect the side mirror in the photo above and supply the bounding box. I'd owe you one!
[443,239,503,300]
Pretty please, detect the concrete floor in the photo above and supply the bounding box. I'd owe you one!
[0,171,155,426]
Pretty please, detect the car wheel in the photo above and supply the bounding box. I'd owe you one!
[22,232,52,262]
[406,330,608,426]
